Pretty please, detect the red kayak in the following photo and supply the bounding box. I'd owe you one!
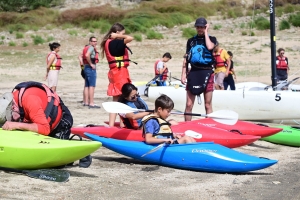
[71,122,260,148]
[189,118,282,137]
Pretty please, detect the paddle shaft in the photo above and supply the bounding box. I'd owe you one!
[131,109,206,117]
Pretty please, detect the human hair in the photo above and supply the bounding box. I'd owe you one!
[118,83,137,103]
[49,42,60,51]
[227,51,233,57]
[154,94,174,112]
[277,48,285,54]
[100,22,125,58]
[162,52,172,59]
[89,36,96,42]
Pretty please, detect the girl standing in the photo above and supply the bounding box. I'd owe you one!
[46,42,61,92]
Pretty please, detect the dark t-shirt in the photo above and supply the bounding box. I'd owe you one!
[109,39,126,56]
[185,35,217,70]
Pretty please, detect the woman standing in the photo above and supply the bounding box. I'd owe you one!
[46,42,61,92]
[100,22,134,127]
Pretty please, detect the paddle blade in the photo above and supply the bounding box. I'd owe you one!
[24,169,70,182]
[141,143,165,157]
[102,102,140,113]
[184,130,202,139]
[207,110,238,125]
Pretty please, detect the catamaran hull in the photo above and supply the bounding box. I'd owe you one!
[147,86,300,121]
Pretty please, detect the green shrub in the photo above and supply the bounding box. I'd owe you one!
[8,41,16,46]
[250,31,255,36]
[1,36,4,40]
[146,30,163,39]
[89,29,94,33]
[230,29,234,33]
[288,13,300,27]
[16,32,24,39]
[47,36,54,42]
[181,27,195,39]
[255,16,270,30]
[0,41,4,45]
[68,30,78,36]
[240,23,245,28]
[22,42,28,47]
[241,31,247,35]
[133,33,142,42]
[213,24,222,30]
[62,23,73,30]
[279,20,290,30]
[0,0,64,12]
[32,35,45,45]
[284,4,295,13]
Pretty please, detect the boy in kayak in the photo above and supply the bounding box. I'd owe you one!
[142,94,195,144]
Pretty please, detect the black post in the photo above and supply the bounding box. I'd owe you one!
[270,0,277,89]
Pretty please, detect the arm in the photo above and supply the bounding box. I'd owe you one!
[110,33,133,44]
[2,121,38,133]
[145,133,173,144]
[85,48,95,69]
[231,68,236,79]
[78,53,83,68]
[125,112,151,120]
[204,24,215,50]
[46,54,55,79]
[159,63,168,74]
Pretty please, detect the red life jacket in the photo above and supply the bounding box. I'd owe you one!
[13,81,62,131]
[276,56,288,70]
[47,52,62,70]
[104,39,130,69]
[213,49,226,68]
[82,45,99,65]
[154,60,168,81]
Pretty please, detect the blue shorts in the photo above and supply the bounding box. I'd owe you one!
[84,65,97,87]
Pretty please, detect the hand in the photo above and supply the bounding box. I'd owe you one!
[205,24,210,33]
[110,33,118,39]
[91,64,96,70]
[181,76,187,85]
[165,138,174,144]
[44,74,48,81]
[2,121,16,131]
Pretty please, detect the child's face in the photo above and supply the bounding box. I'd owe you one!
[157,107,171,119]
[162,57,170,63]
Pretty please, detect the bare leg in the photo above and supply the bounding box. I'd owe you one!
[204,91,213,114]
[184,90,196,121]
[88,86,95,105]
[108,95,124,127]
[84,87,89,105]
[51,86,56,92]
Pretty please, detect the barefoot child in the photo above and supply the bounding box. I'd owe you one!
[142,94,195,144]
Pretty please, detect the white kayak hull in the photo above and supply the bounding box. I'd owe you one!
[147,86,300,121]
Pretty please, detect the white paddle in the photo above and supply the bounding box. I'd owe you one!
[102,102,238,125]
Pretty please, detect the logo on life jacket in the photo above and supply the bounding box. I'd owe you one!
[82,45,99,65]
[187,36,214,68]
[12,81,61,130]
[47,52,62,70]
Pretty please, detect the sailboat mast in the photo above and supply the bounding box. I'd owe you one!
[270,0,277,88]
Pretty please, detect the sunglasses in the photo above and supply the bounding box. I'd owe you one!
[130,93,139,100]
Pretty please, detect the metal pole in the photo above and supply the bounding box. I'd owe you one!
[270,0,277,89]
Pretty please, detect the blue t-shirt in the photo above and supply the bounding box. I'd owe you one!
[144,119,170,139]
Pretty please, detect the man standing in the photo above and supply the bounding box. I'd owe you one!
[181,17,217,121]
[82,36,100,108]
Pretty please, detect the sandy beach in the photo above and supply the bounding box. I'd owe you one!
[1,10,300,199]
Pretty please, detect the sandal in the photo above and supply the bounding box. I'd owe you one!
[89,104,101,109]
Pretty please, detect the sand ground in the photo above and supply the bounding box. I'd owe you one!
[1,11,300,200]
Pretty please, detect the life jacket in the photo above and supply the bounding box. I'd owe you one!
[154,60,168,81]
[276,56,288,70]
[82,45,99,65]
[47,52,62,70]
[142,115,173,138]
[104,39,131,69]
[213,49,226,68]
[12,81,62,131]
[187,35,214,69]
[119,97,148,129]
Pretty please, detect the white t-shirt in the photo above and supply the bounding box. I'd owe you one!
[156,61,164,72]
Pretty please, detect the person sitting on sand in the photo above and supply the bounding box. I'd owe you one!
[118,83,178,129]
[142,94,195,145]
[0,81,92,168]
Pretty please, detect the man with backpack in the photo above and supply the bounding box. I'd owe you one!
[180,17,218,121]
[0,81,92,168]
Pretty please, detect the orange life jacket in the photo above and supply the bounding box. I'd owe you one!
[213,49,226,68]
[154,60,168,81]
[104,39,130,69]
[47,52,62,70]
[13,81,62,131]
[82,45,99,65]
[276,56,288,70]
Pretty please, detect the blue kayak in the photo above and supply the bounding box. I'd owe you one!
[85,133,277,173]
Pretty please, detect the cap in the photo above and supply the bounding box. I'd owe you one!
[194,17,207,27]
[0,92,13,126]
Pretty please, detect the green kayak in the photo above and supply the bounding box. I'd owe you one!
[261,125,300,147]
[0,129,102,169]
